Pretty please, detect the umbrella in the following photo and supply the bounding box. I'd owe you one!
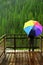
[23,20,42,36]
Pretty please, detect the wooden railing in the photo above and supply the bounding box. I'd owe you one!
[0,34,6,64]
[6,34,43,52]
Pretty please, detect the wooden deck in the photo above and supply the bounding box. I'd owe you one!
[0,51,43,65]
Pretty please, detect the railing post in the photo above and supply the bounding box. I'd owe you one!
[14,34,16,65]
[3,34,6,56]
[41,36,42,57]
[14,34,16,50]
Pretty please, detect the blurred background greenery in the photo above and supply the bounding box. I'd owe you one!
[0,0,43,36]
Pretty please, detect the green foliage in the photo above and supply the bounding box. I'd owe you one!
[0,0,43,36]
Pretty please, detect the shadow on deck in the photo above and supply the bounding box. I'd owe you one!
[0,51,43,65]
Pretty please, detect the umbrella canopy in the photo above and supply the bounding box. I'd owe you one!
[23,20,42,36]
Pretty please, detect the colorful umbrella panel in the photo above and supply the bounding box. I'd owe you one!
[23,20,42,36]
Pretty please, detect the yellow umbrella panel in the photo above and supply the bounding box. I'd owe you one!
[24,20,34,28]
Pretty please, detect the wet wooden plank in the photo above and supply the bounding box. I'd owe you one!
[0,52,43,65]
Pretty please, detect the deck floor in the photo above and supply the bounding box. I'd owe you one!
[0,51,43,65]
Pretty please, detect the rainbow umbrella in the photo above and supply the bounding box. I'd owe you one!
[23,20,42,36]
